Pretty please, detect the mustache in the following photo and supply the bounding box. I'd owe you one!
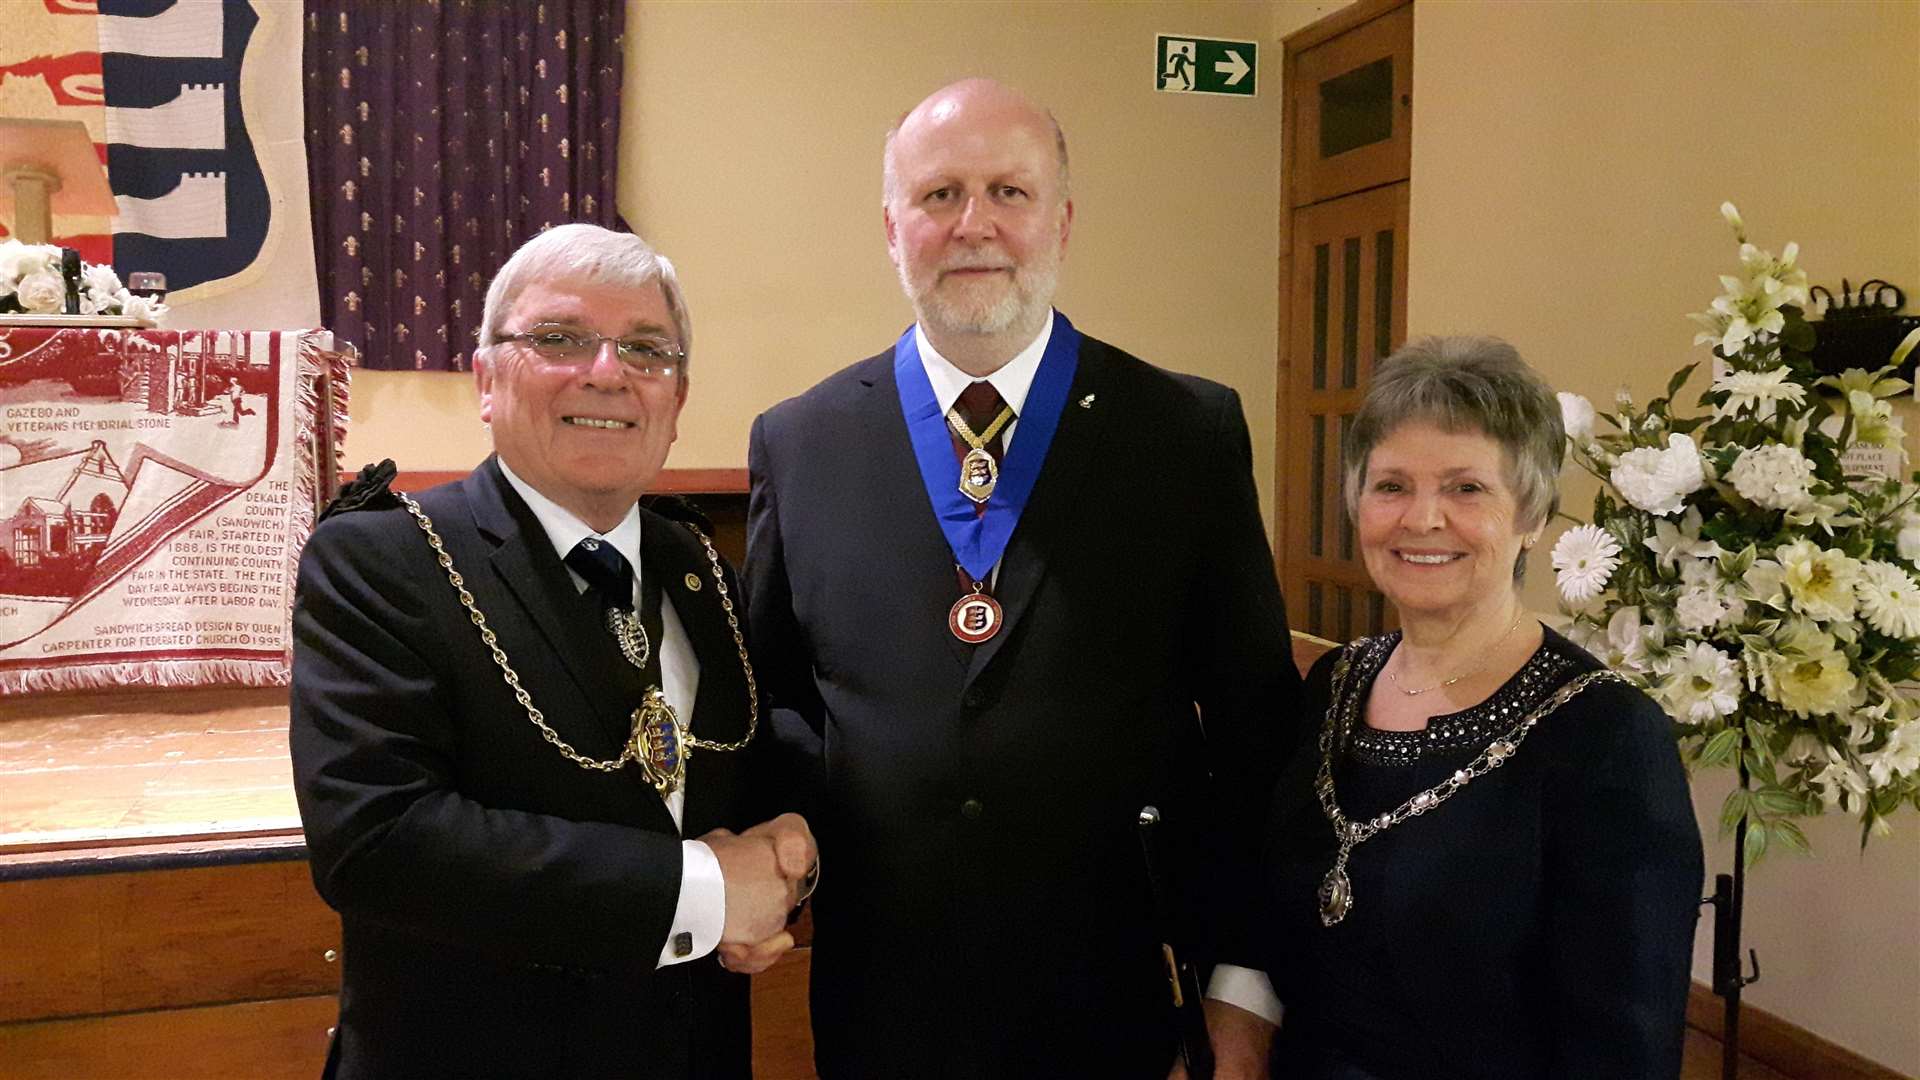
[939,254,1015,273]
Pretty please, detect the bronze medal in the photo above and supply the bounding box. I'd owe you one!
[948,591,1003,644]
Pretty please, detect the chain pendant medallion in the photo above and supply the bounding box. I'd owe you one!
[628,688,687,796]
[1318,837,1356,926]
[958,447,999,504]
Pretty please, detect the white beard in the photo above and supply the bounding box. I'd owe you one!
[898,244,1061,339]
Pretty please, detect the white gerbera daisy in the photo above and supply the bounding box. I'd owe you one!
[1552,525,1622,604]
[1657,641,1742,724]
[1856,561,1920,639]
[1712,366,1807,421]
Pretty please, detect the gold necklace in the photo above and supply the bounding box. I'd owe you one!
[397,492,758,796]
[1383,613,1525,697]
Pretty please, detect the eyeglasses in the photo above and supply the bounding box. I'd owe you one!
[500,323,684,380]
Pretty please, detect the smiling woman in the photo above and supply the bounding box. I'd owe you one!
[1250,336,1707,1079]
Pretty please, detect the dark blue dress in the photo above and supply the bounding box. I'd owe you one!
[1260,627,1704,1080]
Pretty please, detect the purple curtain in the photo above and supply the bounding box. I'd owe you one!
[304,1,624,371]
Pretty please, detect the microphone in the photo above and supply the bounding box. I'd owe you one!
[1137,805,1213,1079]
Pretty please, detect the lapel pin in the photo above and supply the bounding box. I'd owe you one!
[683,573,702,592]
[1078,394,1096,409]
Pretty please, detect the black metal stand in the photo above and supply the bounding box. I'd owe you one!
[1703,763,1761,1079]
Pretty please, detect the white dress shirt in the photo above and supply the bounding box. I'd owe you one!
[916,317,1284,1026]
[914,313,1053,451]
[498,461,725,969]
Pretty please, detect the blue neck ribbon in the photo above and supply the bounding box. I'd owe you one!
[893,312,1081,583]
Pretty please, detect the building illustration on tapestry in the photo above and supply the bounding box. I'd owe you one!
[0,328,275,650]
[0,441,126,595]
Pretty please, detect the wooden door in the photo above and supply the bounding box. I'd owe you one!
[1282,183,1408,641]
[1276,0,1413,643]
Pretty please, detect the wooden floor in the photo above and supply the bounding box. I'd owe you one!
[1684,1027,1794,1080]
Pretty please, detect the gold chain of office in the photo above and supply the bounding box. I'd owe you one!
[1313,649,1621,927]
[396,493,758,773]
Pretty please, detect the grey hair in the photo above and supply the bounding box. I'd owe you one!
[1342,336,1565,580]
[879,103,1070,209]
[476,223,692,365]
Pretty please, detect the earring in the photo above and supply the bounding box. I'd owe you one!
[1523,535,1538,550]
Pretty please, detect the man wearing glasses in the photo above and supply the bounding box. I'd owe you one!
[291,224,813,1079]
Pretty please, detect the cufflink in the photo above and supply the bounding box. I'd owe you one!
[673,931,693,958]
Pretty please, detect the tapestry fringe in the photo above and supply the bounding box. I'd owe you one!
[0,657,292,696]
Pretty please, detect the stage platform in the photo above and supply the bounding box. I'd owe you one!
[1,687,300,874]
[0,683,823,1080]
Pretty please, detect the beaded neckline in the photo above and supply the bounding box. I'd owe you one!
[1337,629,1580,767]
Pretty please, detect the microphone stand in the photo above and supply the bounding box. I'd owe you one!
[1137,805,1214,1080]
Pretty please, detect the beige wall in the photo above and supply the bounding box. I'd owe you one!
[349,0,1291,533]
[338,1,1920,1065]
[1410,0,1920,1071]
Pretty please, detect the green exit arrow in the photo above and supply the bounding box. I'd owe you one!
[1156,35,1258,97]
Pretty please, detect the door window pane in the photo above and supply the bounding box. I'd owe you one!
[1319,57,1393,159]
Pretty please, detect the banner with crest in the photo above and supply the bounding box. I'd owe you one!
[0,325,347,693]
[1,0,296,305]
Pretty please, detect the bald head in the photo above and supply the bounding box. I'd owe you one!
[882,78,1069,209]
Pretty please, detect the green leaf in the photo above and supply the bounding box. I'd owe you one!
[1890,326,1920,370]
[1772,819,1811,856]
[1754,787,1805,817]
[1666,362,1700,401]
[1719,787,1752,837]
[1719,543,1758,579]
[1742,820,1770,867]
[1700,726,1744,770]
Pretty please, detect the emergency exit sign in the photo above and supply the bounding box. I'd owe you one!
[1155,35,1258,97]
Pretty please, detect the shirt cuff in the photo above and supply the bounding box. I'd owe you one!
[1206,963,1283,1027]
[656,839,725,968]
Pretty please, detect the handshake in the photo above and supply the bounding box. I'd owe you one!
[701,812,818,975]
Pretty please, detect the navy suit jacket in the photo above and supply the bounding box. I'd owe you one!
[746,330,1302,1078]
[290,458,760,1079]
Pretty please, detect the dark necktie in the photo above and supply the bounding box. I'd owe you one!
[565,537,633,613]
[949,380,1012,520]
[565,537,668,757]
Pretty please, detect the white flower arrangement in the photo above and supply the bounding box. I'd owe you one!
[1557,204,1920,858]
[0,239,167,323]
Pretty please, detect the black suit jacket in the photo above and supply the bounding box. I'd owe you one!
[290,458,760,1080]
[746,329,1302,1078]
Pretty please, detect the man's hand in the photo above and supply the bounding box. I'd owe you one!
[1167,999,1274,1080]
[743,812,818,886]
[702,813,818,953]
[717,930,795,975]
[702,826,797,945]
